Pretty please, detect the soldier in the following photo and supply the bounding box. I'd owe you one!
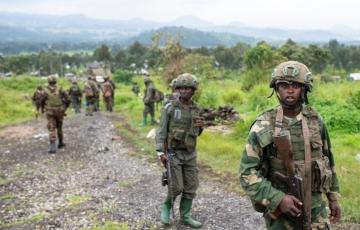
[32,85,45,118]
[84,76,98,116]
[156,73,204,228]
[164,78,180,105]
[239,61,341,229]
[68,79,82,113]
[41,76,70,154]
[109,77,116,103]
[102,76,114,112]
[142,77,156,126]
[131,82,140,96]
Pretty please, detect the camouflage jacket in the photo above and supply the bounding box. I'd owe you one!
[143,82,155,104]
[156,99,203,158]
[239,105,340,213]
[42,85,70,111]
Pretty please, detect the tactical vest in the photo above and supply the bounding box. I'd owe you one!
[165,100,202,153]
[44,86,64,109]
[256,106,332,194]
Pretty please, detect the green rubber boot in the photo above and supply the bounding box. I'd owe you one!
[180,197,202,228]
[142,116,147,126]
[160,197,172,225]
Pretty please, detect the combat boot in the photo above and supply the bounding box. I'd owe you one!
[48,142,56,154]
[160,197,173,225]
[58,140,66,149]
[180,197,202,228]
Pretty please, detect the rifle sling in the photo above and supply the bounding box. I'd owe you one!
[301,115,312,226]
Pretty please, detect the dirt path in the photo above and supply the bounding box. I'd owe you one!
[0,112,265,229]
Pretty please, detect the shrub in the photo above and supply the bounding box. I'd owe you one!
[113,69,134,84]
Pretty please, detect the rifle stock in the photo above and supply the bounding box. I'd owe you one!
[164,142,175,219]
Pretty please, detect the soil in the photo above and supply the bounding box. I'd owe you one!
[0,112,265,229]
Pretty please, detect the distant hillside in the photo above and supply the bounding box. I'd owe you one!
[124,26,256,47]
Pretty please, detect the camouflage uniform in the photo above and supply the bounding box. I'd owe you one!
[102,77,114,112]
[32,86,45,118]
[164,78,180,105]
[84,77,99,116]
[156,73,203,228]
[68,81,82,113]
[239,61,340,230]
[143,77,156,125]
[41,76,70,154]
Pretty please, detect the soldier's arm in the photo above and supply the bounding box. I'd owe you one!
[319,118,340,195]
[155,105,170,152]
[239,121,285,213]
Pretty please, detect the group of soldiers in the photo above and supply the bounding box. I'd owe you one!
[32,73,116,153]
[32,60,342,229]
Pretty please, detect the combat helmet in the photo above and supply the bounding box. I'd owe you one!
[144,77,152,84]
[270,61,313,92]
[169,78,177,88]
[176,73,198,89]
[47,76,57,84]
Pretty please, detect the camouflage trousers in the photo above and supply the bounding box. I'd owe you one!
[143,102,154,119]
[85,97,96,116]
[46,109,65,144]
[103,96,113,112]
[265,193,331,230]
[167,150,199,200]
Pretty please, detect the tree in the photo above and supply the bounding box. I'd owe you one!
[244,42,284,69]
[128,41,148,68]
[181,53,215,78]
[93,44,111,62]
[302,44,332,73]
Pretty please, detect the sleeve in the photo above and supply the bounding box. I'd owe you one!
[60,88,71,108]
[239,120,285,212]
[319,118,340,194]
[155,105,171,152]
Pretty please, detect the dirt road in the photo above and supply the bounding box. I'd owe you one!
[0,112,265,229]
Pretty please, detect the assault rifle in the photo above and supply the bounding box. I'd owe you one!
[273,131,310,230]
[163,142,175,219]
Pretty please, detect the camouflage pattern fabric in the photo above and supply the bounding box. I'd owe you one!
[102,80,114,112]
[239,105,339,229]
[68,84,82,113]
[143,82,155,121]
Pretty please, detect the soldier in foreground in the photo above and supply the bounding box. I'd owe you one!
[32,85,45,118]
[240,61,341,229]
[142,77,156,126]
[41,76,70,154]
[156,73,204,228]
[68,79,82,113]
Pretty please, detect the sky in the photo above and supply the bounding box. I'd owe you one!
[1,0,360,29]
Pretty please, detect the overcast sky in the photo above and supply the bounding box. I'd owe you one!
[1,0,359,29]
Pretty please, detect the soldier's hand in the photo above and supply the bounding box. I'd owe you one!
[279,194,302,217]
[157,152,167,168]
[195,117,205,129]
[329,200,341,224]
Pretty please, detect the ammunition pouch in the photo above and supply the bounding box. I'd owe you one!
[311,156,332,193]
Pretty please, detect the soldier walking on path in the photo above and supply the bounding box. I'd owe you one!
[32,85,45,118]
[84,76,98,116]
[240,61,341,229]
[155,73,204,228]
[102,76,114,112]
[41,76,70,154]
[68,79,82,113]
[142,76,156,126]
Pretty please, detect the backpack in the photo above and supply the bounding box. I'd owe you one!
[84,84,94,97]
[153,88,164,103]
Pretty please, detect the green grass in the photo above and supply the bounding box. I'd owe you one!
[91,221,129,230]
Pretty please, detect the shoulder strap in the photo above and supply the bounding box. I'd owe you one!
[302,115,312,227]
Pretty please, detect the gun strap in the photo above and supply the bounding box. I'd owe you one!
[274,106,283,136]
[302,115,312,226]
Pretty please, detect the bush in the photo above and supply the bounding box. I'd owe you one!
[113,69,134,85]
[221,89,245,105]
[241,69,269,91]
[198,87,219,108]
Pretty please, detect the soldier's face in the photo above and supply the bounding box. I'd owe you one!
[276,81,303,107]
[179,87,195,100]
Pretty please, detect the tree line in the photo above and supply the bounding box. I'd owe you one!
[1,38,360,79]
